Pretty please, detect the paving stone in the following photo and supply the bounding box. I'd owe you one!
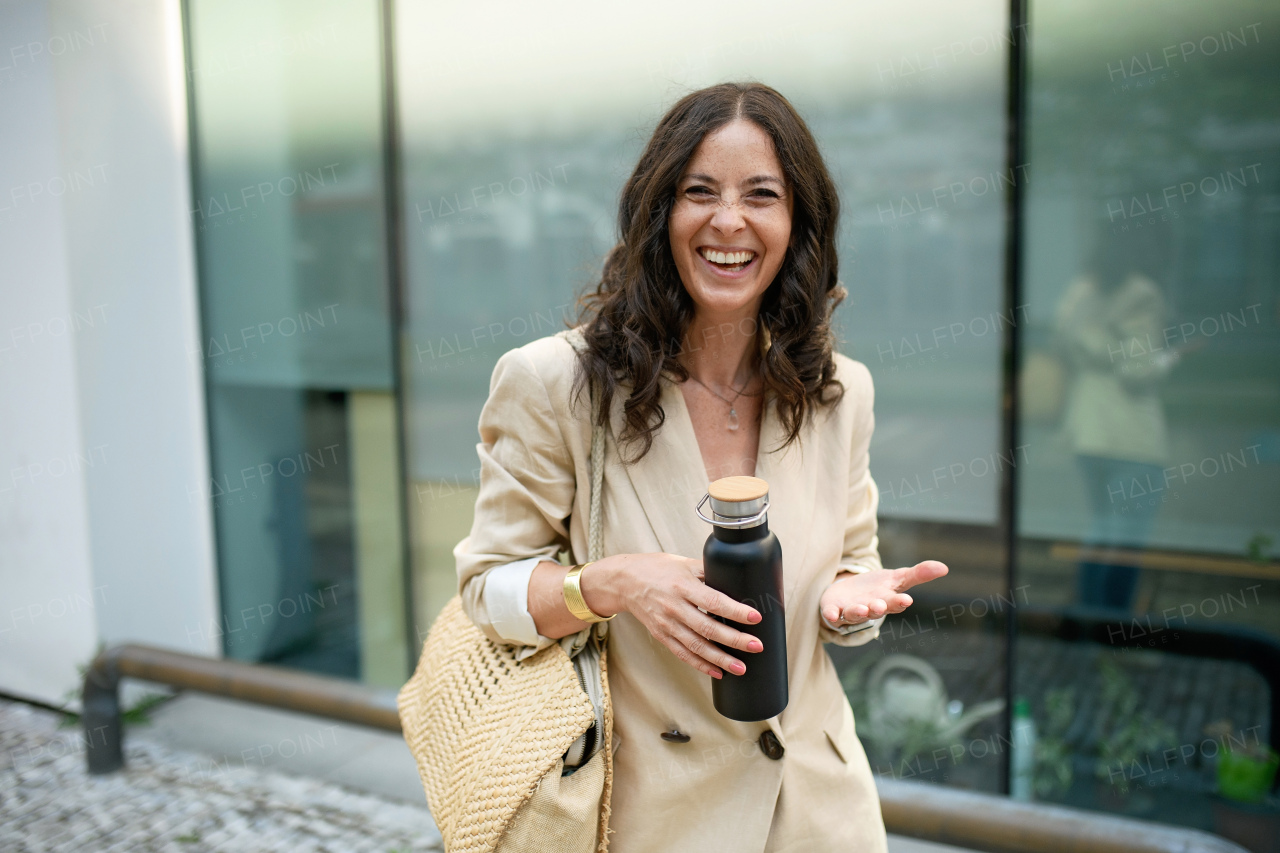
[0,698,442,853]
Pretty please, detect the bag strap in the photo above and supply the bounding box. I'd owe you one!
[588,411,605,563]
[574,328,605,563]
[562,384,609,770]
[561,366,608,658]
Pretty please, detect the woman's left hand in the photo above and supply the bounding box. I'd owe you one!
[819,560,949,628]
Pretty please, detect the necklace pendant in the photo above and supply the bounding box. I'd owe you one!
[727,406,740,431]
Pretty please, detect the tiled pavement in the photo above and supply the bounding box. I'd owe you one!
[0,697,443,853]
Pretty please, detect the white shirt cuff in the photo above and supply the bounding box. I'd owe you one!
[482,556,546,647]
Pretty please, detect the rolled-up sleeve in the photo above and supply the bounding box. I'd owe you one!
[481,557,558,660]
[455,347,577,649]
[820,360,887,647]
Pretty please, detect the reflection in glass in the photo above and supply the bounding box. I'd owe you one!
[1018,0,1280,837]
[1053,226,1174,611]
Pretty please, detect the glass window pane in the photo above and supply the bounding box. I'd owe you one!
[1018,0,1280,833]
[396,0,1011,793]
[188,0,408,685]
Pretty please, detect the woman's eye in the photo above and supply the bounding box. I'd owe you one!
[749,189,780,202]
[684,186,714,198]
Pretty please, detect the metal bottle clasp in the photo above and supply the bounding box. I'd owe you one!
[695,493,771,529]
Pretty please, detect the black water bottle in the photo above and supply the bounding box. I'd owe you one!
[698,476,788,721]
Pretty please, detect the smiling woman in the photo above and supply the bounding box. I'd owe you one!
[578,83,846,465]
[445,82,950,853]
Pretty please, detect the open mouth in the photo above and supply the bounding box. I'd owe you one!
[698,247,757,273]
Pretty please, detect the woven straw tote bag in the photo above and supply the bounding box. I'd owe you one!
[398,411,613,853]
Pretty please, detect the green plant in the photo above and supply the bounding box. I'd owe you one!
[1218,742,1280,803]
[57,642,170,728]
[1034,687,1075,799]
[1245,533,1273,564]
[1094,659,1176,792]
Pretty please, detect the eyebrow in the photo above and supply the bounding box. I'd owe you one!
[682,173,786,188]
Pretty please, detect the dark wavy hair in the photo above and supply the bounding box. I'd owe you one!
[575,82,845,463]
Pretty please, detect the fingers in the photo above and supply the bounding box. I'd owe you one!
[842,598,886,622]
[691,584,763,626]
[635,567,764,678]
[831,603,868,624]
[870,593,912,614]
[893,560,949,591]
[669,622,748,678]
[655,629,724,679]
[689,610,763,655]
[831,593,914,626]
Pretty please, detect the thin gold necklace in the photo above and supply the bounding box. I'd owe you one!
[686,375,761,432]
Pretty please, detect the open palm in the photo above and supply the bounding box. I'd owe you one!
[819,560,949,628]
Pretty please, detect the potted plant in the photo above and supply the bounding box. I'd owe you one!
[1212,740,1280,853]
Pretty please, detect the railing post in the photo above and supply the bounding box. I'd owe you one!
[82,649,123,774]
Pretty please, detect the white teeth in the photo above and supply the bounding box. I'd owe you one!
[700,248,755,266]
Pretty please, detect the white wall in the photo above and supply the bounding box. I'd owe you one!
[0,0,219,706]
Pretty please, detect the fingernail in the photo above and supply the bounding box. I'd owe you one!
[747,640,763,652]
[748,611,762,624]
[730,662,746,675]
[711,669,723,679]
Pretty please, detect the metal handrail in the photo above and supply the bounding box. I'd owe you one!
[876,777,1247,853]
[82,644,1249,853]
[82,643,399,774]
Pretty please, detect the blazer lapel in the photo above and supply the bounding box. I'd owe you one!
[610,377,820,577]
[610,380,710,559]
[754,400,819,604]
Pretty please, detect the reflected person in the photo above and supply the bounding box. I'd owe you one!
[1052,226,1177,611]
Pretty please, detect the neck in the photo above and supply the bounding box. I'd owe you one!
[681,308,760,390]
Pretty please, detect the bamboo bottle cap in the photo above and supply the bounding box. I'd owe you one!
[708,476,769,502]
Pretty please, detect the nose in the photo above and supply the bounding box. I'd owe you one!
[710,200,745,235]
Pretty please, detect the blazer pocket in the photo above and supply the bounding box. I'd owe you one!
[823,697,858,765]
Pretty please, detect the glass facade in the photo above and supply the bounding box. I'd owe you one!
[186,0,409,686]
[183,0,1278,837]
[1015,0,1280,838]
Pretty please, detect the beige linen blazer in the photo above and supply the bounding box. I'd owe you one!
[456,330,888,853]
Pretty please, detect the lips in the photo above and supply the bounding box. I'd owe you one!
[698,246,757,272]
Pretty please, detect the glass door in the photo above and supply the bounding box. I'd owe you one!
[186,0,410,686]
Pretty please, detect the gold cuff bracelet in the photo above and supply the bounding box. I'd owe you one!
[563,561,614,624]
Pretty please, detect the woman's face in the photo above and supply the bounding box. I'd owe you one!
[669,119,794,322]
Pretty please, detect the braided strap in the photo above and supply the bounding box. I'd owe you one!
[588,415,605,563]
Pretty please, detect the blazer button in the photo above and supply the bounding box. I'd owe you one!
[660,729,691,743]
[758,730,784,760]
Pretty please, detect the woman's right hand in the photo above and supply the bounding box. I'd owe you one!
[582,553,764,679]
